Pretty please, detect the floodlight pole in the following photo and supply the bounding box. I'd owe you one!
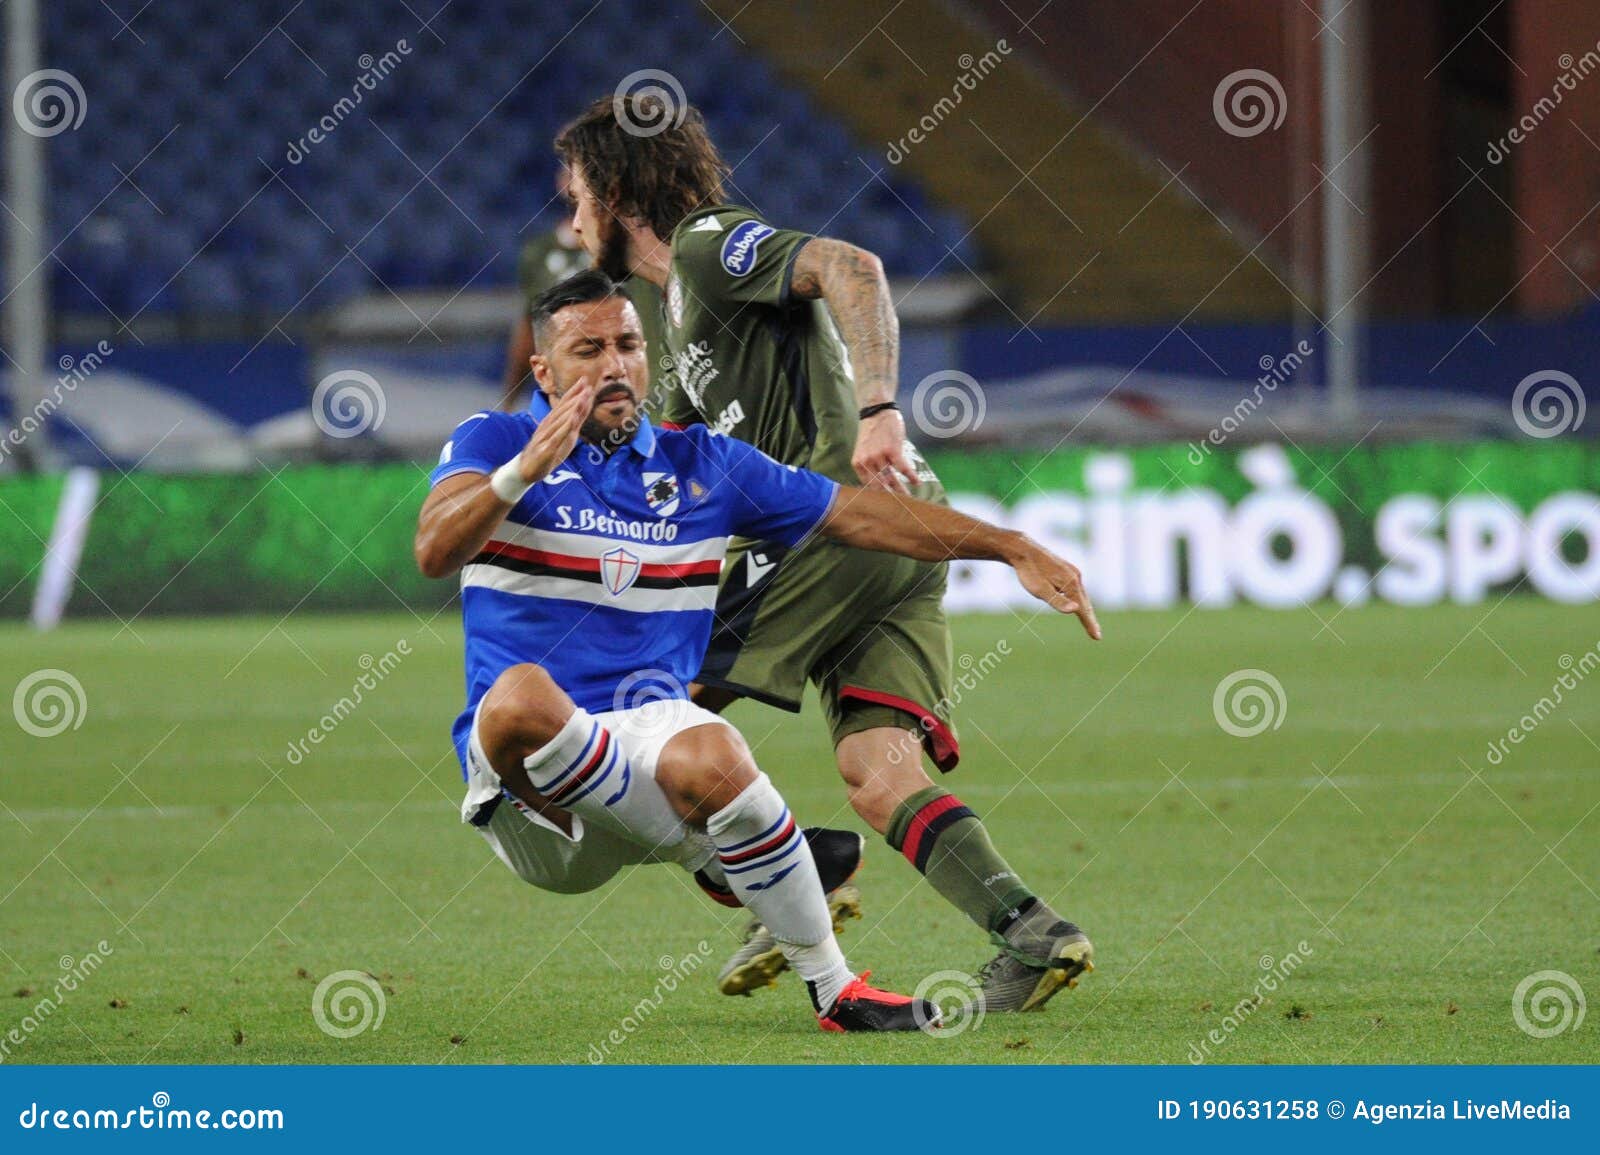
[4,0,51,468]
[1320,0,1366,430]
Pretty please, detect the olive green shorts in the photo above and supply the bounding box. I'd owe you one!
[696,534,960,770]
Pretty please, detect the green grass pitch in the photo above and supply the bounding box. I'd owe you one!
[1,602,1595,1064]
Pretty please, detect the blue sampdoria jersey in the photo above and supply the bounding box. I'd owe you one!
[429,398,838,777]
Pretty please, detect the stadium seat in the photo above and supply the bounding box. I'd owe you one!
[42,0,982,315]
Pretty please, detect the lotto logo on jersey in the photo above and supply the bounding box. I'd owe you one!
[721,221,775,277]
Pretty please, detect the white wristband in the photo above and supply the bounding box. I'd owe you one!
[489,459,533,504]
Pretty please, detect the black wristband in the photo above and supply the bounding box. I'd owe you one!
[858,401,900,420]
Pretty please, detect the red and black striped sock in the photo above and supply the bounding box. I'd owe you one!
[885,786,1037,934]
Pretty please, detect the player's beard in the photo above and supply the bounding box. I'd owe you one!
[593,211,633,282]
[575,381,640,452]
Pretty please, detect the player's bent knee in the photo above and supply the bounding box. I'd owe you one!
[837,753,932,799]
[479,663,570,746]
[657,723,759,820]
[835,732,933,828]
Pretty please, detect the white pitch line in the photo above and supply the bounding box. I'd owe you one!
[4,764,1592,824]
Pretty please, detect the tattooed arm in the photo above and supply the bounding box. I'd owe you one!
[790,237,919,493]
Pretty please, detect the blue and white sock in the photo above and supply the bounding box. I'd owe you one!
[522,708,704,869]
[707,773,852,1012]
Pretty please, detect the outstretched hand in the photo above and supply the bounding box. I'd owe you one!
[1012,543,1102,640]
[517,378,593,486]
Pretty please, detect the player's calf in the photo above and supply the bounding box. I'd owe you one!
[838,721,1097,1017]
[704,767,934,1030]
[835,728,937,833]
[664,736,931,1031]
[716,828,865,996]
[698,826,862,910]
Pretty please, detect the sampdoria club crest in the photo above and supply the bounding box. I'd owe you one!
[643,472,680,517]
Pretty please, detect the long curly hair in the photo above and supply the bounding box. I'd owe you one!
[554,93,730,239]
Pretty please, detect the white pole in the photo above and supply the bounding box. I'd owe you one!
[5,0,52,468]
[1286,6,1316,400]
[1320,0,1366,429]
[31,466,99,630]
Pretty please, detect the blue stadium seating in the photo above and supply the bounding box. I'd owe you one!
[44,0,980,316]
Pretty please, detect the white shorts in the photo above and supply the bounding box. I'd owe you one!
[462,697,731,895]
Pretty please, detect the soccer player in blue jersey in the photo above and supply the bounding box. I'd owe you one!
[414,270,1098,1032]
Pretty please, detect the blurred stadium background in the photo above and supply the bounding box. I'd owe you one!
[2,0,1597,622]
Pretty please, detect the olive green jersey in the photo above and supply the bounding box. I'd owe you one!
[516,231,591,306]
[657,205,866,485]
[663,208,956,758]
[516,232,665,389]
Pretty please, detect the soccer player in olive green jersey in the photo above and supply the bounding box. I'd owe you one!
[555,94,1100,1013]
[503,170,664,411]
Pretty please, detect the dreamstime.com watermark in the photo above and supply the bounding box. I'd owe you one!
[286,40,413,163]
[12,669,88,739]
[1487,45,1600,164]
[1187,941,1314,1063]
[12,69,86,137]
[611,669,690,742]
[1484,642,1599,766]
[586,944,712,1063]
[1,342,113,465]
[912,969,981,1036]
[1511,370,1585,439]
[284,641,411,765]
[910,369,987,440]
[312,369,387,438]
[311,971,387,1039]
[1,942,114,1063]
[885,40,1012,164]
[16,1093,283,1132]
[885,639,1011,767]
[1211,668,1287,737]
[1187,339,1313,463]
[1512,970,1585,1038]
[1213,69,1286,138]
[613,69,687,138]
